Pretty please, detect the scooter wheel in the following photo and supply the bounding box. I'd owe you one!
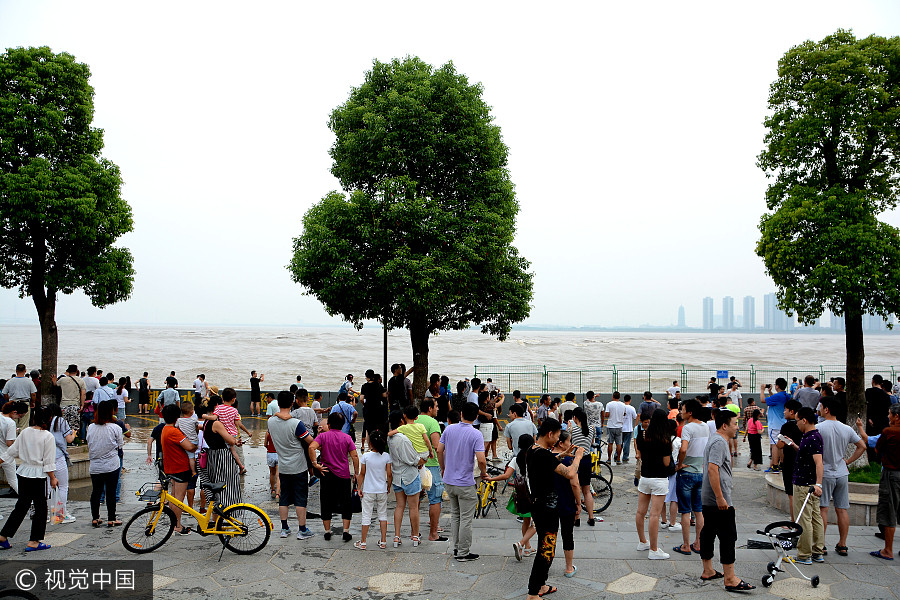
[811,575,819,588]
[762,575,774,588]
[766,561,777,574]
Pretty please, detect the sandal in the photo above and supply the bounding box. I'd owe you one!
[353,540,366,550]
[393,536,402,548]
[0,540,10,550]
[725,580,756,592]
[701,571,724,581]
[377,541,386,549]
[673,546,692,556]
[513,542,523,561]
[107,520,123,527]
[522,547,535,557]
[870,550,894,560]
[835,544,848,556]
[91,520,103,528]
[25,542,51,552]
[538,586,557,597]
[411,535,420,547]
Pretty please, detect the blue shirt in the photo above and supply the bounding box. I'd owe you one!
[765,391,789,430]
[329,401,357,435]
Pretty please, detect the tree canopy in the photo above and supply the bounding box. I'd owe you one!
[0,46,133,396]
[290,57,532,394]
[756,30,900,428]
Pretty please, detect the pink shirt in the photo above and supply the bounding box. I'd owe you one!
[747,418,764,435]
[214,404,240,437]
[316,429,355,479]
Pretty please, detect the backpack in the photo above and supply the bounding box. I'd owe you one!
[512,471,533,514]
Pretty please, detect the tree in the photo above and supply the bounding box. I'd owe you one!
[756,30,900,432]
[0,46,134,399]
[290,57,533,398]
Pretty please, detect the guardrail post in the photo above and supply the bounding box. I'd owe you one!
[542,365,548,394]
[612,365,617,392]
[750,365,755,390]
[681,364,687,393]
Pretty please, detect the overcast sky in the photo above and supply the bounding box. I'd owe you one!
[2,1,899,329]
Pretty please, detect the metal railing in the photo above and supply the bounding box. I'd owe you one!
[474,364,898,395]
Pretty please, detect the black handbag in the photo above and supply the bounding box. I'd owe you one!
[350,488,362,513]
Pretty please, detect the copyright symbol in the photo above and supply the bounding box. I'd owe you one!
[15,568,37,590]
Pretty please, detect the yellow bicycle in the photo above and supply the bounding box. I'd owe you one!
[122,465,272,555]
[474,466,504,518]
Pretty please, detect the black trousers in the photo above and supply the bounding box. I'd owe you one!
[559,510,575,551]
[700,505,737,565]
[90,469,120,521]
[0,475,47,542]
[528,505,560,595]
[320,472,353,522]
[749,433,763,465]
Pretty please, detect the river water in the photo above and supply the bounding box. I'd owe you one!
[2,324,897,391]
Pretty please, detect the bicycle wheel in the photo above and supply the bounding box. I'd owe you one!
[596,460,613,483]
[122,506,176,553]
[480,490,496,518]
[218,505,271,555]
[589,474,613,513]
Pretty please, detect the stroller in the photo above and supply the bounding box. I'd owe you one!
[754,486,820,588]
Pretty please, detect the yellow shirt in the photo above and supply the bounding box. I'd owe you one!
[398,423,429,454]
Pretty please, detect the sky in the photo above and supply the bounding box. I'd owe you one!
[1,0,899,329]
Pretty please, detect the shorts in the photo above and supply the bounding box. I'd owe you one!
[637,476,669,496]
[676,471,704,513]
[187,472,198,490]
[279,471,309,508]
[267,453,278,468]
[393,474,422,496]
[480,422,494,443]
[877,470,900,527]
[577,454,593,487]
[821,476,849,509]
[425,465,444,505]
[607,427,623,445]
[139,390,150,404]
[360,491,388,525]
[167,470,193,484]
[768,427,781,446]
[665,474,678,503]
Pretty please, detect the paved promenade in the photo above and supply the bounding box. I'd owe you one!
[1,435,898,599]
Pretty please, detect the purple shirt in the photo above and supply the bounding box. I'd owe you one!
[439,422,485,487]
[316,429,355,479]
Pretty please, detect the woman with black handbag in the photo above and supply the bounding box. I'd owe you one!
[485,433,537,561]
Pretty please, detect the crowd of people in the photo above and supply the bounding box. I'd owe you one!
[1,362,899,597]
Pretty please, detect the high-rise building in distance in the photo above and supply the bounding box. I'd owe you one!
[702,297,714,330]
[677,305,686,328]
[722,296,734,330]
[743,296,755,330]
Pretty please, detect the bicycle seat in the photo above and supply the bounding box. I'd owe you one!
[201,481,226,493]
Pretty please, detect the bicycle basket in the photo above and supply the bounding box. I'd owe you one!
[137,482,162,503]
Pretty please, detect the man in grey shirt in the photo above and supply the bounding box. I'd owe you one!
[699,410,754,591]
[2,364,37,429]
[816,396,865,556]
[503,404,537,458]
[794,375,822,411]
[268,391,316,540]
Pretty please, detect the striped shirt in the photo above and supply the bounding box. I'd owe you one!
[569,425,593,451]
[214,404,240,437]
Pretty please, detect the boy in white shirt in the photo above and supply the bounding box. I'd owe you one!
[356,431,392,550]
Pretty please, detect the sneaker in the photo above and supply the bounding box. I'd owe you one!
[667,523,682,532]
[297,527,316,540]
[659,523,668,530]
[515,516,524,523]
[649,548,670,560]
[812,554,825,563]
[637,541,651,551]
[795,556,812,565]
[280,528,292,538]
[342,532,352,542]
[455,553,479,562]
[323,531,332,541]
[61,515,77,524]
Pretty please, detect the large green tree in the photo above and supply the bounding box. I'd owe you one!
[757,30,900,429]
[290,57,533,397]
[0,46,134,399]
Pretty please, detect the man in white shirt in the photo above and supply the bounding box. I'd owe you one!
[193,375,207,402]
[2,364,37,430]
[83,366,100,398]
[667,381,681,399]
[621,395,638,463]
[558,392,578,421]
[604,392,627,464]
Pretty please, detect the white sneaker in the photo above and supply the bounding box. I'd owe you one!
[61,515,77,524]
[659,523,668,529]
[648,548,670,560]
[667,523,682,532]
[636,541,651,551]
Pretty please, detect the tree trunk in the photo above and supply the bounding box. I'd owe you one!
[33,292,59,403]
[409,322,430,402]
[844,306,868,467]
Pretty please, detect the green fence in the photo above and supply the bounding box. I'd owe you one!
[474,364,898,395]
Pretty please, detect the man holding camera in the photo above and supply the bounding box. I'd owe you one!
[761,379,790,473]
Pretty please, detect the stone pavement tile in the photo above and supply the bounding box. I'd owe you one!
[268,546,334,572]
[151,585,232,600]
[607,571,658,594]
[284,570,370,599]
[367,572,425,594]
[829,580,898,600]
[767,577,831,600]
[156,575,223,593]
[390,551,451,573]
[624,558,677,577]
[422,570,479,593]
[325,547,395,574]
[651,572,708,595]
[41,531,84,547]
[563,558,632,582]
[212,560,275,586]
[447,555,509,575]
[831,562,900,581]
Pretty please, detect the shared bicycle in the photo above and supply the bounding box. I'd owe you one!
[474,466,505,518]
[122,464,272,556]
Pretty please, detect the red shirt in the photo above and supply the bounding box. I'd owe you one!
[214,404,240,437]
[162,425,191,474]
